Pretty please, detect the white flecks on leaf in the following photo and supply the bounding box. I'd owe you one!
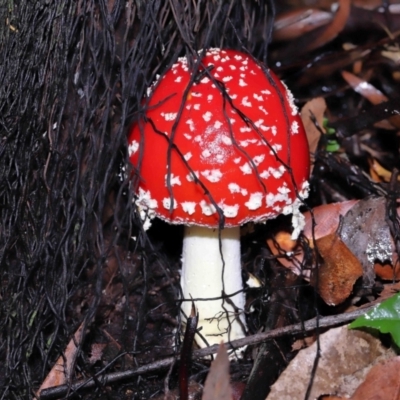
[192,92,202,97]
[239,79,247,87]
[253,93,263,101]
[181,201,196,215]
[183,133,192,140]
[194,104,201,110]
[229,65,236,70]
[234,157,241,164]
[245,192,263,210]
[271,126,277,136]
[194,135,202,142]
[201,169,222,182]
[184,152,192,161]
[174,76,182,83]
[261,89,271,95]
[223,76,233,82]
[201,77,210,84]
[207,94,213,102]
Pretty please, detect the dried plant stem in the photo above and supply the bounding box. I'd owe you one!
[39,304,376,400]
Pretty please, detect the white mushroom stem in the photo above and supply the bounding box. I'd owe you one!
[181,225,246,347]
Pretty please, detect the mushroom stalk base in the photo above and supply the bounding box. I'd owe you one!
[181,225,246,347]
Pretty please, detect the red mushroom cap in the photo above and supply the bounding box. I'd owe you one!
[128,48,310,228]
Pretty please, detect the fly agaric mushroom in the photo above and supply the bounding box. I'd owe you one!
[128,48,310,348]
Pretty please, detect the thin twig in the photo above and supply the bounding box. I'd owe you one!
[39,304,376,400]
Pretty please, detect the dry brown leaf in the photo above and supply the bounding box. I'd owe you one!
[341,70,388,104]
[377,281,400,300]
[350,356,400,400]
[267,201,358,280]
[268,198,400,291]
[303,200,358,239]
[341,70,400,129]
[375,261,400,281]
[36,323,85,397]
[369,158,400,182]
[305,0,351,52]
[312,234,363,305]
[266,232,307,277]
[301,97,326,173]
[291,335,316,351]
[202,343,233,400]
[88,343,107,364]
[266,325,396,400]
[274,8,332,42]
[340,197,396,286]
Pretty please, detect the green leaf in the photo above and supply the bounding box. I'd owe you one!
[326,140,340,152]
[349,292,400,347]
